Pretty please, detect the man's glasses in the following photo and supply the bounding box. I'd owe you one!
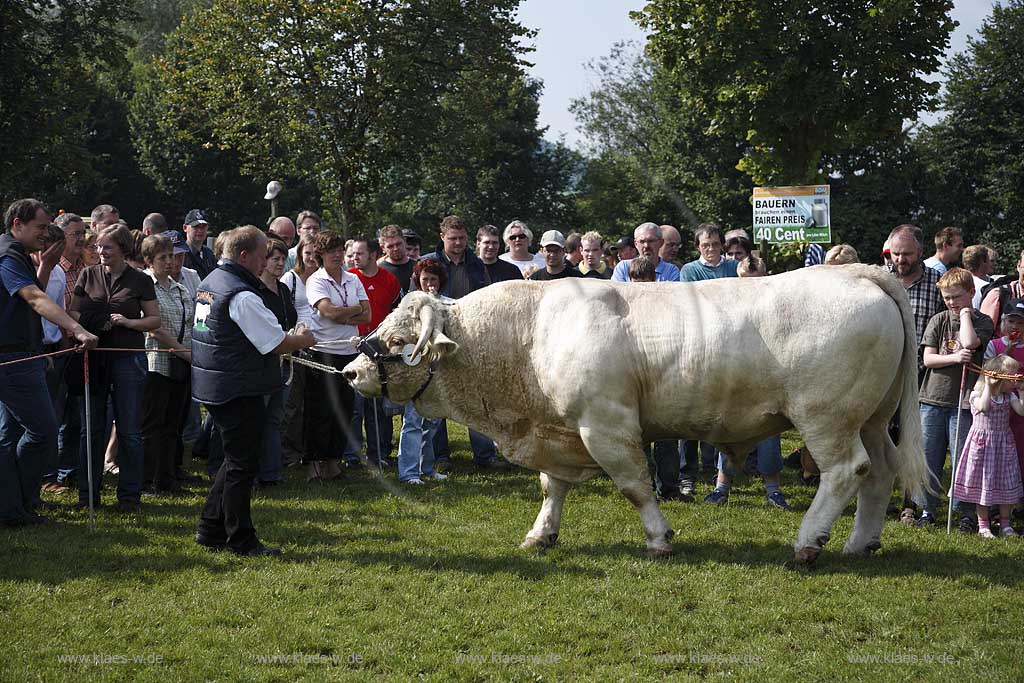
[635,239,661,246]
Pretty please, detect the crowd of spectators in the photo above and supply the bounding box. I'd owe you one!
[3,198,1023,549]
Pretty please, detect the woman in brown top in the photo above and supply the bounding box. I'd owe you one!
[70,224,160,512]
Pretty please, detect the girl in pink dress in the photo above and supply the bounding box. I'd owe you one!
[953,354,1024,538]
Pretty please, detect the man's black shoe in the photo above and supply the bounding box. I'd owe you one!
[231,542,282,557]
[434,457,453,473]
[195,533,227,551]
[1,513,49,527]
[113,500,141,514]
[660,490,695,503]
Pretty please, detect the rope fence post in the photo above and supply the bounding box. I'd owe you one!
[83,350,95,532]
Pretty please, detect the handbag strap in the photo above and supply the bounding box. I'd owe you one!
[176,287,187,343]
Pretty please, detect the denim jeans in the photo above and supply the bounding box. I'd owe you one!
[0,354,58,521]
[397,402,441,481]
[362,396,394,464]
[430,419,496,464]
[916,402,973,516]
[259,380,287,483]
[78,352,147,504]
[716,435,784,477]
[645,440,681,497]
[57,393,80,484]
[41,354,71,481]
[679,440,705,485]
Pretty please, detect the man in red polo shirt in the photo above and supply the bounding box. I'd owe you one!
[348,236,401,468]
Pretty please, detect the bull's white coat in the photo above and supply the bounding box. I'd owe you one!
[344,264,928,564]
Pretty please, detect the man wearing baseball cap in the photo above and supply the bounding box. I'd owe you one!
[529,230,582,281]
[182,209,217,279]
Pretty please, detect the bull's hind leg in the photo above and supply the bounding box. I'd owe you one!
[521,473,573,550]
[793,431,872,567]
[843,422,896,556]
[577,425,674,557]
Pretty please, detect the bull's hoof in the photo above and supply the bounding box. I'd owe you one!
[520,533,558,551]
[842,539,882,556]
[792,546,821,569]
[646,545,673,559]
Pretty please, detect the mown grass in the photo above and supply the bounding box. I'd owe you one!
[2,426,1022,682]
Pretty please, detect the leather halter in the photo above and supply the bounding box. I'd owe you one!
[355,331,437,402]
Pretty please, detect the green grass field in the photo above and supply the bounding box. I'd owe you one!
[3,426,1022,682]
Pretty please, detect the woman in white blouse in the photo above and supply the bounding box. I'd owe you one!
[279,238,318,465]
[302,232,370,482]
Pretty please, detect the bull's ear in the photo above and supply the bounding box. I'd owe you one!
[430,330,459,359]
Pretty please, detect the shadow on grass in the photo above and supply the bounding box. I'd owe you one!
[567,538,1024,587]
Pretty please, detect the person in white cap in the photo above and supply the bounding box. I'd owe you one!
[264,180,282,201]
[529,230,582,281]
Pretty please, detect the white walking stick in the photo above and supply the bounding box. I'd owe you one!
[83,351,95,532]
[947,363,968,534]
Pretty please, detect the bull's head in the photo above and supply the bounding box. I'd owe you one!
[342,292,458,403]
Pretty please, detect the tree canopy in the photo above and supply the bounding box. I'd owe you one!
[635,0,956,185]
[154,0,533,233]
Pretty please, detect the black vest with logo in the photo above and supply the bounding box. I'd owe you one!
[191,261,282,405]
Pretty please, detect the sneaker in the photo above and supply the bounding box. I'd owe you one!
[703,488,729,505]
[402,478,425,485]
[899,507,917,526]
[423,472,448,481]
[979,528,996,539]
[679,479,695,496]
[914,512,938,528]
[1000,526,1018,538]
[766,491,792,511]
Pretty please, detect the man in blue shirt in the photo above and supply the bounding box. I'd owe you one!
[680,223,738,281]
[611,223,681,283]
[1,199,98,527]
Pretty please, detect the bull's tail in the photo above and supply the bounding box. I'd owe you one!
[853,265,931,500]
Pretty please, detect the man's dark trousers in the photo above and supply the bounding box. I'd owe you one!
[198,395,267,552]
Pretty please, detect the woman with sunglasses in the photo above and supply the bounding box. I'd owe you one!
[499,220,545,277]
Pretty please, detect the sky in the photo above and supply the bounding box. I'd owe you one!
[516,0,998,149]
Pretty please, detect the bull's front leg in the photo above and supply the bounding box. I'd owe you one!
[521,472,572,550]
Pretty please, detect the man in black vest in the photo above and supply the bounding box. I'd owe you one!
[192,225,314,556]
[1,199,98,527]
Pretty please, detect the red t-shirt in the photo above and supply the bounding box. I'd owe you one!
[348,267,401,336]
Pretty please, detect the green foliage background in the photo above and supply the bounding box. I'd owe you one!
[2,0,1023,269]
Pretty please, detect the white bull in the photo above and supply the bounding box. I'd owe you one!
[342,264,928,565]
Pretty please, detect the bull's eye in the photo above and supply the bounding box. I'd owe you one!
[388,337,405,350]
